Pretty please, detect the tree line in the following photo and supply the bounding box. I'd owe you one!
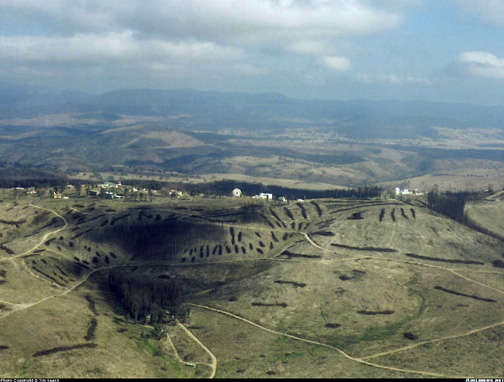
[107,270,189,324]
[192,180,382,200]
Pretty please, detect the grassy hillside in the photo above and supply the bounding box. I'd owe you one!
[0,196,503,378]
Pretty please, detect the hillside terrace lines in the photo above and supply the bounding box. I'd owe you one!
[302,231,504,296]
[0,203,69,263]
[2,199,502,377]
[1,243,502,373]
[303,236,504,291]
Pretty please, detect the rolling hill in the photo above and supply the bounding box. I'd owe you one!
[0,195,503,378]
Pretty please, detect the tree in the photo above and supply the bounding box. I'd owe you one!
[151,323,164,340]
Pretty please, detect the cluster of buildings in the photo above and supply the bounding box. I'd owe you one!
[394,187,424,196]
[231,188,300,203]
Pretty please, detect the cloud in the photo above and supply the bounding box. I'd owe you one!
[453,0,504,27]
[0,32,244,63]
[321,56,352,72]
[0,1,414,94]
[0,0,404,42]
[355,72,431,85]
[454,51,504,80]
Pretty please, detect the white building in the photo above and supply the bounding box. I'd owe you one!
[395,187,421,196]
[232,188,243,197]
[253,193,273,200]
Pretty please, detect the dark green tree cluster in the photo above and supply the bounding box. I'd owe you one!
[107,271,188,324]
[193,180,382,200]
[426,191,479,222]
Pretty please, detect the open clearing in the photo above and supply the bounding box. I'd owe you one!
[0,195,503,378]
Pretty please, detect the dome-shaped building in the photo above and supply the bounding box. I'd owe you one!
[232,188,242,197]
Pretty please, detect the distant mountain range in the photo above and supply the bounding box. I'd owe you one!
[2,83,504,138]
[1,82,504,188]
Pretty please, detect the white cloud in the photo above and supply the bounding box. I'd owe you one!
[456,51,504,80]
[355,72,431,85]
[0,1,404,42]
[0,1,419,94]
[0,32,244,63]
[321,56,352,72]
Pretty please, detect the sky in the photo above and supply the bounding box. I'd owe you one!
[0,0,504,105]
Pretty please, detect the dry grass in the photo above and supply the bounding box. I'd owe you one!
[0,196,503,378]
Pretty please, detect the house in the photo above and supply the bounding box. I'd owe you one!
[53,192,62,199]
[104,190,125,199]
[395,187,422,196]
[252,193,273,200]
[99,181,118,188]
